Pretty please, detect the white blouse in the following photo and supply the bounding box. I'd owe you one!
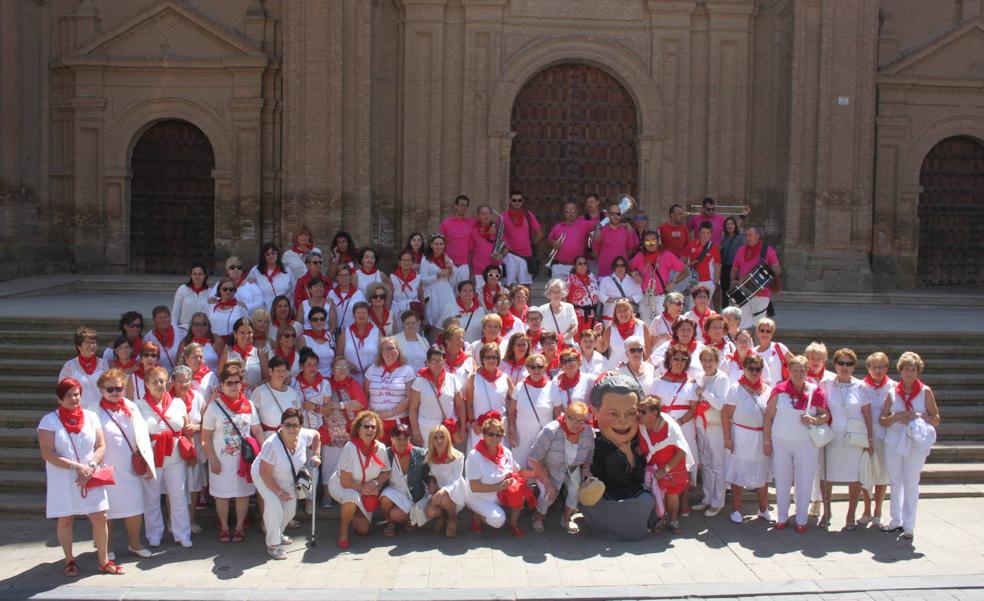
[253,383,303,434]
[365,364,415,420]
[171,285,211,329]
[821,378,866,433]
[328,288,367,333]
[58,357,108,411]
[394,332,429,372]
[471,371,510,418]
[248,266,295,309]
[599,274,643,321]
[208,304,247,338]
[537,302,578,342]
[136,397,188,467]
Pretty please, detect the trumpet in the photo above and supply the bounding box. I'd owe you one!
[545,233,566,269]
[588,193,636,248]
[687,203,748,216]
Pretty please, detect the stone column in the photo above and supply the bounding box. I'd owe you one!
[69,95,107,269]
[103,167,130,272]
[871,115,910,288]
[228,96,264,260]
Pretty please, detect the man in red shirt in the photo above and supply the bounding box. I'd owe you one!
[684,221,722,301]
[658,204,690,259]
[439,194,477,285]
[548,200,593,279]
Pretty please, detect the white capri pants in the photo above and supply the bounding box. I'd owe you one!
[772,436,819,526]
[739,296,770,329]
[255,476,297,547]
[698,424,726,509]
[885,449,925,533]
[466,491,506,529]
[503,253,532,286]
[142,462,191,544]
[535,472,579,515]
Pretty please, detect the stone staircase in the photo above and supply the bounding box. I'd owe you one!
[0,316,982,516]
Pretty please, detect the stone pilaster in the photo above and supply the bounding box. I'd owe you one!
[68,95,107,269]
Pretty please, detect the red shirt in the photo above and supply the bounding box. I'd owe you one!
[658,222,689,258]
[470,222,502,275]
[684,239,722,282]
[687,213,727,244]
[503,210,542,257]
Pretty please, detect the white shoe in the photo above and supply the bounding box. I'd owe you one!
[691,502,709,512]
[178,539,193,549]
[808,501,821,517]
[730,511,743,524]
[128,546,152,558]
[704,506,723,518]
[758,509,773,522]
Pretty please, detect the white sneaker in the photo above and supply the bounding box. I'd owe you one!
[704,506,723,518]
[691,502,709,512]
[758,509,773,522]
[730,511,743,524]
[178,539,193,548]
[127,546,152,558]
[808,501,821,517]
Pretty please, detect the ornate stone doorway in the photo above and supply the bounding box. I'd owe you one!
[509,62,638,231]
[917,136,984,287]
[129,120,216,274]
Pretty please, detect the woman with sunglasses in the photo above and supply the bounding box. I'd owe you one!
[60,327,109,410]
[442,325,475,388]
[202,362,263,543]
[409,345,466,447]
[501,333,531,385]
[722,354,773,524]
[491,292,525,341]
[299,307,334,378]
[282,226,321,280]
[724,330,772,385]
[394,311,428,371]
[269,295,304,344]
[424,424,467,538]
[421,233,457,333]
[653,346,701,515]
[180,311,225,374]
[219,317,267,394]
[95,369,155,561]
[324,357,370,505]
[598,257,642,325]
[40,379,114,576]
[109,335,139,375]
[101,311,145,364]
[509,354,555,469]
[651,292,685,347]
[692,346,731,518]
[390,250,423,329]
[597,299,653,369]
[137,366,193,548]
[366,282,395,337]
[248,242,295,311]
[754,318,792,386]
[356,247,391,298]
[478,264,506,311]
[566,256,600,335]
[329,410,391,548]
[293,251,325,311]
[253,407,321,560]
[616,335,657,392]
[591,202,638,278]
[818,348,873,531]
[272,325,301,383]
[208,277,248,338]
[379,423,429,536]
[363,337,415,444]
[702,314,734,357]
[292,350,331,498]
[465,412,532,536]
[528,401,594,535]
[549,349,591,417]
[126,341,160,401]
[652,317,704,380]
[464,343,514,448]
[209,256,264,317]
[171,263,211,329]
[439,280,485,344]
[298,277,329,330]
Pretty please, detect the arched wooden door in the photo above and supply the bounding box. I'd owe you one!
[130,120,216,274]
[917,136,984,287]
[510,63,638,232]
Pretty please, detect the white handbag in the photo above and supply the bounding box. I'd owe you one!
[806,394,833,448]
[858,452,874,493]
[846,418,870,449]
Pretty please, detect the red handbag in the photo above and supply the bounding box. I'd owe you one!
[101,409,149,475]
[496,472,536,509]
[361,494,380,513]
[81,466,116,497]
[176,435,196,462]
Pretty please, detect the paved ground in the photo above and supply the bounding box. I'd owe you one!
[0,498,982,600]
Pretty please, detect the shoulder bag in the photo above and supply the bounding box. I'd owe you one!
[146,401,197,461]
[425,376,459,435]
[214,401,260,464]
[278,432,313,499]
[523,210,540,277]
[66,430,116,498]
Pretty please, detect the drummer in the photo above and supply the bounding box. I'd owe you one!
[729,227,780,328]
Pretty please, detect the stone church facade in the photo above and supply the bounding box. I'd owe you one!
[1,0,982,289]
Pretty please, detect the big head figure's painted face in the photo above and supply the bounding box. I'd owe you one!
[595,391,640,446]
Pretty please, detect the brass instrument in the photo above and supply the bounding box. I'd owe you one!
[489,208,508,260]
[686,203,748,217]
[545,233,566,269]
[588,193,636,248]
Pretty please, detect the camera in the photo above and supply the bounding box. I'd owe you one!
[294,467,313,499]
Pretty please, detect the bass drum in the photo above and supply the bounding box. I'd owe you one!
[727,265,774,307]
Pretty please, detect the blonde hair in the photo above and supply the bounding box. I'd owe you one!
[565,401,590,418]
[481,313,503,329]
[757,317,776,332]
[788,355,808,370]
[145,366,169,383]
[525,353,547,368]
[865,351,890,368]
[97,368,128,388]
[374,336,406,366]
[804,341,828,359]
[612,298,635,322]
[366,282,390,304]
[832,348,857,364]
[699,346,720,363]
[897,351,924,374]
[425,424,462,464]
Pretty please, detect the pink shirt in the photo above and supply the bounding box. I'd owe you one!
[440,215,478,266]
[592,225,638,276]
[470,222,502,275]
[548,221,593,265]
[628,251,685,293]
[502,210,542,257]
[687,213,727,244]
[732,244,779,298]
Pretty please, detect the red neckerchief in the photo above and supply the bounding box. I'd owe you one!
[336,251,354,265]
[352,436,384,468]
[691,307,713,333]
[524,375,548,388]
[527,330,542,348]
[456,296,479,313]
[153,326,175,348]
[349,322,374,344]
[507,208,525,228]
[58,405,84,434]
[264,266,283,288]
[392,442,411,460]
[481,334,501,348]
[615,319,636,340]
[133,365,146,381]
[291,243,312,255]
[547,354,560,372]
[145,389,173,414]
[410,249,423,265]
[329,375,369,411]
[393,268,417,293]
[574,272,592,287]
[446,349,468,370]
[474,440,505,468]
[743,241,763,262]
[216,297,238,309]
[500,311,516,332]
[807,367,825,381]
[738,375,764,395]
[430,253,448,270]
[296,371,326,393]
[773,380,807,409]
[359,266,378,277]
[557,413,577,438]
[381,361,401,375]
[896,379,924,412]
[112,358,137,371]
[219,391,251,414]
[369,307,390,332]
[192,363,211,383]
[99,397,130,417]
[145,391,176,467]
[478,367,502,383]
[706,337,727,350]
[662,371,688,383]
[417,366,446,392]
[232,343,255,358]
[729,349,756,370]
[253,334,268,346]
[559,371,580,391]
[433,448,450,464]
[642,251,661,267]
[332,285,355,302]
[304,328,329,344]
[478,222,495,241]
[189,283,208,294]
[275,347,296,369]
[510,305,528,323]
[504,356,526,374]
[77,355,98,376]
[482,284,501,311]
[673,338,698,354]
[192,336,211,345]
[177,387,195,413]
[864,375,890,389]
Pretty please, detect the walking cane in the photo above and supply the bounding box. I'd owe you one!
[306,463,319,547]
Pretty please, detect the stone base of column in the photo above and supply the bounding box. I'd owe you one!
[782,249,874,293]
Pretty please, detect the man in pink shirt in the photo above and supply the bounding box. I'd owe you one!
[686,197,751,244]
[547,200,593,279]
[658,204,690,259]
[501,191,543,286]
[730,227,781,329]
[470,205,503,287]
[628,231,688,324]
[439,194,477,285]
[591,201,637,278]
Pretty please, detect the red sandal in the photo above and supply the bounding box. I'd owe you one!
[219,529,231,543]
[98,561,125,575]
[231,529,245,543]
[63,559,79,577]
[470,514,483,534]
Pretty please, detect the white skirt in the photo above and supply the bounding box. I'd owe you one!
[105,461,147,519]
[871,439,890,486]
[209,452,256,498]
[186,461,205,494]
[380,486,430,527]
[822,433,863,484]
[725,427,771,489]
[45,466,109,519]
[328,472,375,519]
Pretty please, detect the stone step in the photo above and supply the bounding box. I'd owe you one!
[0,428,39,448]
[0,469,45,492]
[774,292,984,308]
[921,462,984,484]
[0,492,46,516]
[937,422,984,441]
[0,410,48,428]
[0,447,43,469]
[0,358,70,376]
[928,441,984,462]
[0,392,52,410]
[0,329,121,345]
[0,318,118,332]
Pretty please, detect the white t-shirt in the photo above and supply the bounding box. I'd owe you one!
[537,302,578,342]
[256,428,317,490]
[252,383,303,433]
[411,373,459,429]
[365,364,415,420]
[336,439,391,483]
[548,372,594,408]
[291,375,331,433]
[465,446,518,502]
[136,396,188,467]
[394,332,429,372]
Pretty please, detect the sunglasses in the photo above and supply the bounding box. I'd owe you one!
[671,356,689,361]
[485,432,504,438]
[487,273,501,279]
[360,423,378,430]
[627,347,644,354]
[510,198,523,204]
[141,353,159,358]
[310,317,326,322]
[836,361,855,367]
[669,300,684,306]
[103,386,124,393]
[192,321,208,327]
[644,240,659,245]
[228,265,243,270]
[221,287,236,293]
[609,212,621,216]
[528,364,546,370]
[481,355,498,361]
[638,406,659,415]
[125,322,143,329]
[371,294,386,300]
[746,367,763,373]
[224,380,242,386]
[561,357,578,365]
[282,333,296,338]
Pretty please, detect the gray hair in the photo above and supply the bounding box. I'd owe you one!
[624,335,644,350]
[722,306,742,320]
[664,292,684,308]
[304,250,323,263]
[172,365,193,380]
[181,342,203,360]
[590,372,644,410]
[545,278,568,298]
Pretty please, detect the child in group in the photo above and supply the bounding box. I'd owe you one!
[637,395,694,535]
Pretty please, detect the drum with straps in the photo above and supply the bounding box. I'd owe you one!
[727,265,774,307]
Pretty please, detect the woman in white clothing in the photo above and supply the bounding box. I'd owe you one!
[144,305,185,374]
[465,413,533,536]
[652,345,700,514]
[250,308,273,353]
[301,306,336,378]
[442,326,475,389]
[324,357,370,507]
[818,348,873,531]
[420,233,456,333]
[879,352,941,539]
[94,369,155,559]
[702,314,735,357]
[691,347,731,517]
[171,365,207,534]
[393,311,428,371]
[805,341,835,385]
[208,277,248,338]
[763,356,830,532]
[509,354,555,468]
[651,317,703,379]
[469,314,504,364]
[501,333,531,385]
[723,330,772,385]
[171,263,211,329]
[38,379,116,576]
[298,277,329,330]
[269,295,304,343]
[248,242,295,310]
[281,226,321,279]
[722,354,772,524]
[616,336,657,392]
[464,343,514,448]
[125,341,160,406]
[439,280,485,344]
[181,343,217,403]
[210,256,265,317]
[651,292,685,346]
[108,335,139,375]
[598,256,642,323]
[424,424,467,538]
[684,286,715,342]
[292,350,332,486]
[390,250,423,329]
[253,407,321,559]
[366,282,396,337]
[179,313,224,375]
[219,317,267,394]
[597,299,653,368]
[379,423,430,536]
[409,346,466,446]
[576,329,608,377]
[355,247,391,298]
[538,279,579,345]
[549,348,593,418]
[860,351,893,527]
[201,363,263,542]
[329,410,391,548]
[337,302,380,383]
[327,265,366,336]
[271,325,302,382]
[363,337,415,444]
[137,367,193,548]
[255,356,303,439]
[101,311,145,365]
[754,318,792,386]
[59,327,109,410]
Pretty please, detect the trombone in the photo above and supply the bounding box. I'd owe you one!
[686,203,748,216]
[545,233,566,269]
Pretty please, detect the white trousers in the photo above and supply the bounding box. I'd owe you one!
[535,471,580,514]
[255,475,298,547]
[465,493,506,528]
[453,264,472,288]
[698,424,726,509]
[550,263,574,281]
[503,253,532,286]
[639,293,666,326]
[739,296,770,329]
[772,436,819,526]
[142,461,191,544]
[885,449,925,533]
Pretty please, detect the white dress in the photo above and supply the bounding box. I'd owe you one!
[390,272,422,324]
[328,440,391,518]
[606,320,646,368]
[724,382,772,489]
[537,302,578,344]
[469,371,510,448]
[248,266,295,310]
[343,324,381,382]
[820,378,866,483]
[421,255,457,328]
[651,377,700,475]
[394,332,429,372]
[438,302,486,343]
[412,373,460,440]
[464,446,518,529]
[253,383,303,438]
[38,411,110,518]
[861,378,894,486]
[723,351,773,386]
[208,304,247,338]
[651,340,703,380]
[291,375,331,437]
[328,288,367,334]
[355,269,385,297]
[301,331,337,378]
[97,400,156,519]
[58,358,109,411]
[429,455,467,512]
[226,346,264,394]
[579,351,608,379]
[617,362,657,394]
[186,390,208,493]
[202,400,260,498]
[171,285,211,329]
[757,341,790,386]
[513,380,554,468]
[195,341,222,374]
[548,372,593,411]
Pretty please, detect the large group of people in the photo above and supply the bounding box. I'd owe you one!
[41,193,940,576]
